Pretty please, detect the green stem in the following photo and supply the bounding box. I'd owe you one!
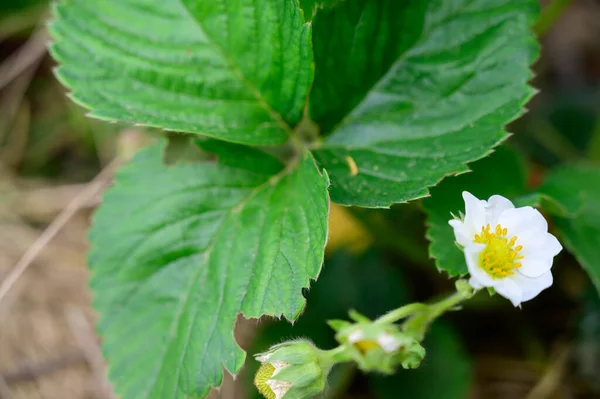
[295,112,320,144]
[322,346,354,366]
[427,291,466,319]
[289,133,306,156]
[534,0,572,37]
[372,281,475,340]
[402,288,472,341]
[375,303,428,325]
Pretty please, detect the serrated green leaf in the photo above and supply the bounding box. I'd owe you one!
[537,166,599,216]
[49,0,312,146]
[309,0,425,133]
[89,141,329,399]
[370,322,472,399]
[536,166,600,292]
[557,218,600,293]
[512,192,570,217]
[423,147,528,276]
[311,0,539,207]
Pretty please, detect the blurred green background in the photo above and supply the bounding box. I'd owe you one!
[1,0,600,398]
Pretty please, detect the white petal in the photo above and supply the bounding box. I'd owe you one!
[519,256,552,278]
[511,270,553,302]
[464,243,496,287]
[468,276,484,290]
[348,329,364,344]
[377,333,401,353]
[498,207,548,238]
[519,233,563,260]
[542,234,563,257]
[256,354,271,363]
[462,191,487,238]
[494,278,523,307]
[267,379,292,399]
[487,195,515,226]
[449,219,470,247]
[271,361,289,375]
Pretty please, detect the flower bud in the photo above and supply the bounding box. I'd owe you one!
[254,340,332,399]
[455,279,475,299]
[329,316,425,374]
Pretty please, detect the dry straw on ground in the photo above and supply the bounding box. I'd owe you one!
[0,178,106,398]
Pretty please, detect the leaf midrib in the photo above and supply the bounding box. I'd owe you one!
[180,0,295,137]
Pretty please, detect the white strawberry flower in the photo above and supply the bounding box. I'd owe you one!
[449,191,562,307]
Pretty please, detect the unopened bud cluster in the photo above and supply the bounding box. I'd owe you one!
[254,281,476,398]
[254,340,332,399]
[329,311,425,374]
[254,313,428,398]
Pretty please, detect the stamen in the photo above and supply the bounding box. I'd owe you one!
[473,224,524,279]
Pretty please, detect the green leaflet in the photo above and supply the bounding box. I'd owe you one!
[424,147,528,276]
[537,166,598,216]
[49,0,313,146]
[555,218,600,292]
[309,0,425,133]
[89,140,329,399]
[311,0,539,207]
[536,166,600,292]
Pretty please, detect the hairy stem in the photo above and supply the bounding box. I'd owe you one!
[375,303,428,325]
[402,288,472,341]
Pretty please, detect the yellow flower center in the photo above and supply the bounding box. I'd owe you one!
[353,340,380,354]
[254,363,276,399]
[254,361,291,399]
[474,224,523,279]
